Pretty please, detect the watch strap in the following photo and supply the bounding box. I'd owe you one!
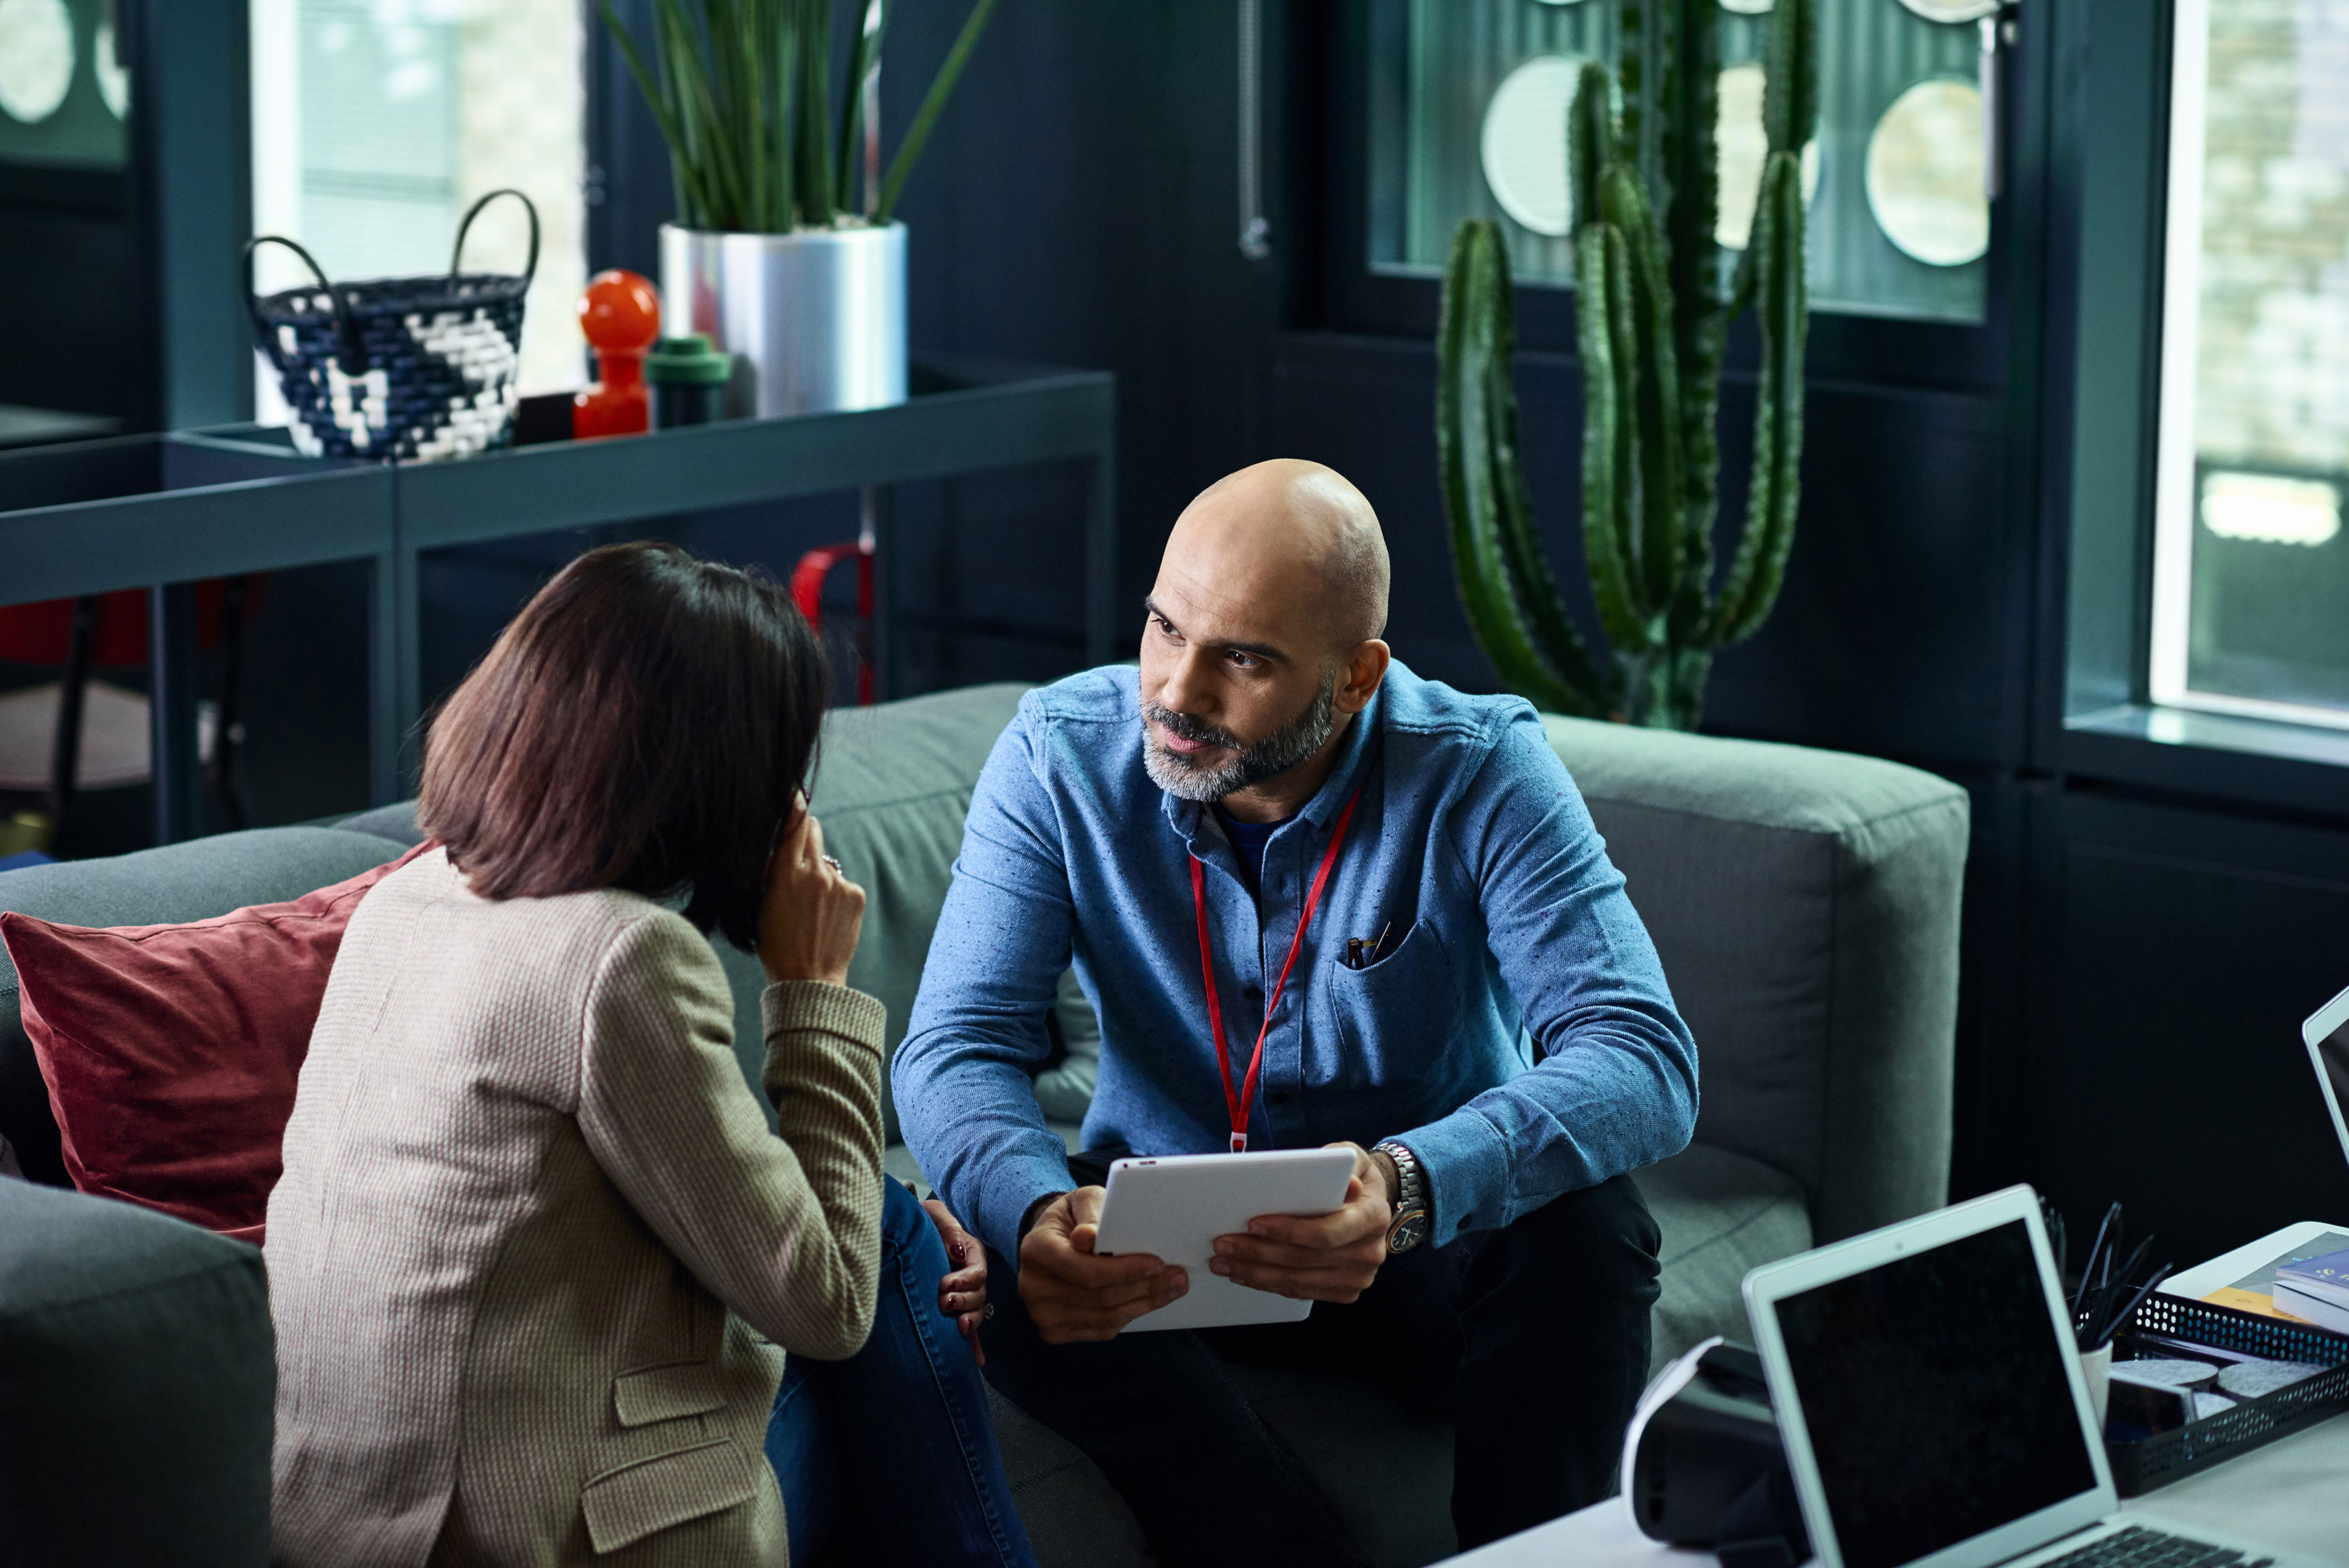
[1374,1139,1429,1249]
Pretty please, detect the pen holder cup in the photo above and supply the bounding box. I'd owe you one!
[2078,1342,2112,1429]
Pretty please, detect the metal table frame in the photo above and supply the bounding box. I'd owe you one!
[0,355,1116,842]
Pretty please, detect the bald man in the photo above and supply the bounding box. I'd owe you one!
[894,460,1696,1560]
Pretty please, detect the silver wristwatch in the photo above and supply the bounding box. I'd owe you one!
[1373,1139,1431,1254]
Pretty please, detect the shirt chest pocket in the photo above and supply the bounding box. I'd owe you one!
[1312,920,1459,1087]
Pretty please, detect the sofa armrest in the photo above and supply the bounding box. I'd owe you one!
[0,1180,274,1562]
[1544,718,1969,1243]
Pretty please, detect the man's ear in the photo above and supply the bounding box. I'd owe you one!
[1334,640,1392,714]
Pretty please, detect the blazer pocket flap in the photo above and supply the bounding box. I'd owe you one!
[581,1439,756,1555]
[613,1361,724,1427]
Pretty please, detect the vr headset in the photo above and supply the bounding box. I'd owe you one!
[1622,1339,1810,1568]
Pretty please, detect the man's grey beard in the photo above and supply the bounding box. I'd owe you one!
[1142,670,1339,804]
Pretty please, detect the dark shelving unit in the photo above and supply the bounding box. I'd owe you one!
[0,354,1116,841]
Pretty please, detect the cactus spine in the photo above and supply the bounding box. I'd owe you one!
[1437,0,1814,727]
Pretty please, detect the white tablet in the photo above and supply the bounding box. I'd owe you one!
[1092,1148,1358,1333]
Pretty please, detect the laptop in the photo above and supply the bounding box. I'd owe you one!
[2304,981,2349,1173]
[1741,1185,2325,1568]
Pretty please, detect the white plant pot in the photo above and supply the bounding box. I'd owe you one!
[658,221,907,420]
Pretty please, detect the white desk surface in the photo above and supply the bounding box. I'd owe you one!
[1440,1410,2349,1567]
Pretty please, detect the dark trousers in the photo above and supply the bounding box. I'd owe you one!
[981,1154,1662,1565]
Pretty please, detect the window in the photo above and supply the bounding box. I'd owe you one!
[249,0,587,405]
[2150,0,2349,730]
[1370,0,1995,324]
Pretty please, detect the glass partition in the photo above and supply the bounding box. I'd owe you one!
[1370,0,1990,324]
[0,0,128,170]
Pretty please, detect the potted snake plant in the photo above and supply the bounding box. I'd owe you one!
[600,0,1001,417]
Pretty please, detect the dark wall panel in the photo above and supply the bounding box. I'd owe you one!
[886,0,1276,643]
[1948,769,2038,1204]
[2025,793,2349,1266]
[0,201,144,423]
[1704,383,2022,772]
[1267,331,1593,693]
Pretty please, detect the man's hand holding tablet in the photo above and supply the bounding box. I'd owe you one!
[1016,1142,1395,1342]
[1018,1186,1192,1343]
[1206,1141,1393,1303]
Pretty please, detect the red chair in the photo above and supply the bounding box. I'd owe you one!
[791,541,875,706]
[0,579,263,848]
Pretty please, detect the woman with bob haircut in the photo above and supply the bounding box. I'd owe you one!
[266,542,1038,1567]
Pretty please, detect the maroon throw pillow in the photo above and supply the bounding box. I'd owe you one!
[1,842,431,1245]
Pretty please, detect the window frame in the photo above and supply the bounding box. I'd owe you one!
[2051,0,2349,814]
[2140,0,2349,737]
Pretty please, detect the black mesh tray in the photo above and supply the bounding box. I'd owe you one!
[2102,1291,2349,1496]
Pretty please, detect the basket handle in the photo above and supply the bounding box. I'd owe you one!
[449,189,541,285]
[243,234,367,377]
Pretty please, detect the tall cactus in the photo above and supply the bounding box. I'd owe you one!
[1437,0,1814,728]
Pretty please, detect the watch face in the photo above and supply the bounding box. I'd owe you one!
[1389,1210,1431,1253]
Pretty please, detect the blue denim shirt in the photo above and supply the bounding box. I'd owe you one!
[894,662,1699,1265]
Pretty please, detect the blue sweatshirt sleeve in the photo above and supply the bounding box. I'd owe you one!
[1394,709,1699,1246]
[892,696,1084,1262]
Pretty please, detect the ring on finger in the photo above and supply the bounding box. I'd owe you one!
[821,854,842,872]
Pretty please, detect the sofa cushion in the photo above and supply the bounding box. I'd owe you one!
[0,1180,274,1566]
[814,684,1033,1140]
[1545,717,1967,1242]
[1635,1139,1812,1368]
[0,827,430,1191]
[2,843,425,1242]
[336,801,428,847]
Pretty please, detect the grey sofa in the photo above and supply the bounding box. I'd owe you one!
[0,682,1968,1567]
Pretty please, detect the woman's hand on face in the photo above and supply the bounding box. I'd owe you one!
[922,1194,989,1366]
[758,795,866,987]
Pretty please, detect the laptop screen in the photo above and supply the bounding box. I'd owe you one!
[2316,1013,2349,1166]
[1775,1218,2100,1568]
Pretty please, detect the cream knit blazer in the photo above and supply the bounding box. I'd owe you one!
[265,847,885,1567]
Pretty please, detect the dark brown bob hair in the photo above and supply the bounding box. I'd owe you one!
[419,541,826,950]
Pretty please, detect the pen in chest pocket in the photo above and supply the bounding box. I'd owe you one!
[1344,921,1394,971]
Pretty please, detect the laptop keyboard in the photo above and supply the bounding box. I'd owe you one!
[2040,1526,2274,1568]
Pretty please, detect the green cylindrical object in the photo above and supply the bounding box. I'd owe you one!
[645,334,731,428]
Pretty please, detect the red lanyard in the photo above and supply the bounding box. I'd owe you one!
[1188,785,1365,1153]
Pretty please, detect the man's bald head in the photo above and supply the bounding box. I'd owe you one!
[1140,460,1395,816]
[1164,460,1390,652]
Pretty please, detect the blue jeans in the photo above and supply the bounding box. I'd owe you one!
[765,1180,1039,1568]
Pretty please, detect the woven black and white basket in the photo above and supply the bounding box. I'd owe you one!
[245,190,539,462]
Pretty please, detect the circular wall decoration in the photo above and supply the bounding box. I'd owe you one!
[1865,78,1988,266]
[1481,55,1586,237]
[0,0,75,126]
[95,20,129,120]
[1895,0,1998,21]
[1713,62,1821,250]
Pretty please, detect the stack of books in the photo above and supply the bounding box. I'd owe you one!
[2274,1246,2349,1334]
